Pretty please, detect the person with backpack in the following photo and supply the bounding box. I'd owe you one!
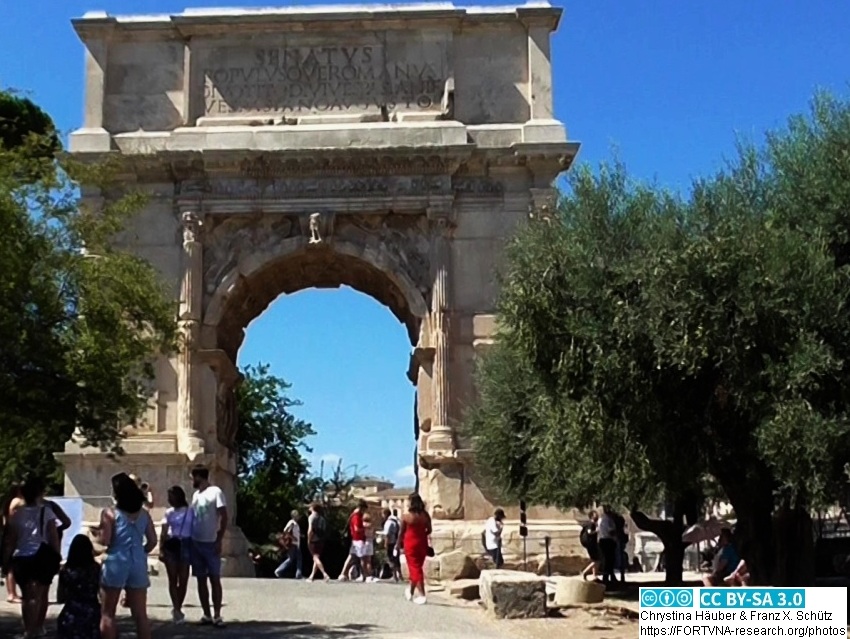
[613,512,629,583]
[274,510,303,580]
[380,509,401,582]
[580,510,600,580]
[306,503,330,583]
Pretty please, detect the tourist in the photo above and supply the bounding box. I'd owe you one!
[2,482,24,604]
[380,508,401,582]
[360,512,376,582]
[337,500,367,582]
[724,557,750,586]
[398,493,432,605]
[613,512,628,582]
[274,510,303,579]
[57,534,101,639]
[119,475,151,610]
[703,528,739,587]
[580,510,600,580]
[597,505,618,586]
[190,466,228,627]
[483,508,506,568]
[40,496,71,544]
[159,486,193,624]
[306,503,330,582]
[3,475,61,639]
[99,472,156,639]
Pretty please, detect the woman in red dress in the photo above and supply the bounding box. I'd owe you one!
[398,493,432,605]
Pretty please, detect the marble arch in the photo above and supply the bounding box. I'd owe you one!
[58,3,580,574]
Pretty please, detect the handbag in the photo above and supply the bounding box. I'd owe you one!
[163,508,188,555]
[34,507,61,578]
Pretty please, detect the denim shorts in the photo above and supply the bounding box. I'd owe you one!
[101,553,150,590]
[191,541,222,578]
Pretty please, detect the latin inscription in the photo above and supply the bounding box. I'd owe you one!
[203,45,445,115]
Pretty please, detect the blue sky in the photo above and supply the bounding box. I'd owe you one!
[2,1,848,486]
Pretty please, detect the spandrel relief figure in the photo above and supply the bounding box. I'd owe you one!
[309,212,322,244]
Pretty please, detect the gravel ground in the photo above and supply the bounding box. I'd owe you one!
[0,576,518,638]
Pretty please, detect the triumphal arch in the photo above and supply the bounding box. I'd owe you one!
[59,3,578,574]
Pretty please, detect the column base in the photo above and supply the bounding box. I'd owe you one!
[422,427,454,454]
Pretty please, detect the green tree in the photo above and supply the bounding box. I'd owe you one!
[235,363,317,543]
[468,93,850,586]
[0,90,176,489]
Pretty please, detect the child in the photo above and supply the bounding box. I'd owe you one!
[57,534,101,639]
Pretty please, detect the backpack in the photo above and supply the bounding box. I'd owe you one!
[386,517,400,544]
[579,523,593,548]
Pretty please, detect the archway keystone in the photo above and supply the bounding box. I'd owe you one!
[59,3,580,574]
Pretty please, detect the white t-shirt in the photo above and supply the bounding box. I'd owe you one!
[191,485,226,543]
[598,513,616,540]
[484,516,502,550]
[284,518,301,545]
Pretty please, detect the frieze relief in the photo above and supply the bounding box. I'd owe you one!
[182,175,447,201]
[238,155,453,178]
[451,176,504,196]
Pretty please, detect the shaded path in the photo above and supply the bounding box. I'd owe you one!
[0,576,508,638]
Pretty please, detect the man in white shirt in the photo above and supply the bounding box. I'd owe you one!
[274,510,303,579]
[597,505,618,586]
[483,508,506,568]
[190,467,228,628]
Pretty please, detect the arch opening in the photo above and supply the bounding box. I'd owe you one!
[207,246,426,362]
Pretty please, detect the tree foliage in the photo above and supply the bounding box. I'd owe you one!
[468,92,850,585]
[0,90,177,489]
[235,363,317,543]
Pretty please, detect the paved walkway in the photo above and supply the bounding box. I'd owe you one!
[0,576,510,638]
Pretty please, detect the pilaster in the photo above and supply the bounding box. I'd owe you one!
[177,210,206,457]
[423,201,456,455]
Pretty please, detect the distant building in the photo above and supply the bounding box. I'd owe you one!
[373,487,414,513]
[350,475,395,498]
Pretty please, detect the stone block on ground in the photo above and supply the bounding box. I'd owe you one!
[546,576,605,607]
[535,554,587,576]
[449,578,480,600]
[479,569,547,619]
[439,550,480,581]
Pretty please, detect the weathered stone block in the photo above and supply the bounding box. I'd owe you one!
[479,570,547,619]
[439,550,480,581]
[547,576,605,607]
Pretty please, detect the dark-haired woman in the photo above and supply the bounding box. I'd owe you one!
[159,485,193,624]
[57,534,101,639]
[99,473,156,639]
[3,476,60,639]
[398,493,431,605]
